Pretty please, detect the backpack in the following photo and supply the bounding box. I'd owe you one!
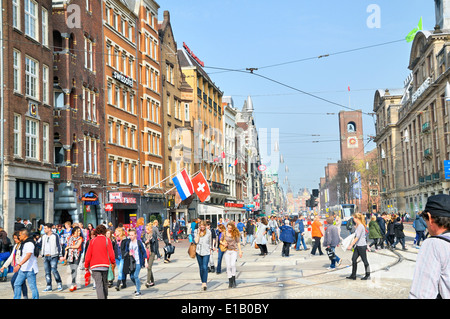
[294,222,300,233]
[18,237,40,258]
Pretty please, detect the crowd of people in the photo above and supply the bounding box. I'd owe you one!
[0,193,448,299]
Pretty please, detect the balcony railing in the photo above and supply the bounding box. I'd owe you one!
[424,148,432,159]
[422,122,430,133]
[207,180,230,195]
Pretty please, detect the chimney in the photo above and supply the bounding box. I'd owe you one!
[164,10,170,23]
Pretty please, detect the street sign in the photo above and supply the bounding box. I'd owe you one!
[51,172,60,179]
[444,161,450,180]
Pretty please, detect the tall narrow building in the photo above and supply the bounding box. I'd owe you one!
[51,0,106,226]
[1,0,55,233]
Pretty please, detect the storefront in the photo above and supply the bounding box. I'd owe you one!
[107,192,139,228]
[198,204,224,227]
[15,179,46,230]
[223,202,247,222]
[82,191,101,227]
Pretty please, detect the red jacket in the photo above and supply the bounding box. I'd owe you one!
[84,235,115,270]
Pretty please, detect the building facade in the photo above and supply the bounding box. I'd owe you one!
[51,0,106,226]
[1,0,55,234]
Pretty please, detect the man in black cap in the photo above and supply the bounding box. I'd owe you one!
[409,194,450,299]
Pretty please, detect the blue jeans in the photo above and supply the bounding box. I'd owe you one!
[329,247,341,268]
[130,263,142,293]
[296,234,307,250]
[216,249,225,273]
[43,256,62,288]
[116,257,124,280]
[14,269,39,299]
[196,254,210,283]
[246,234,254,244]
[11,271,28,298]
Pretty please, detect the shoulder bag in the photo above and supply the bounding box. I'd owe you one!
[105,237,114,281]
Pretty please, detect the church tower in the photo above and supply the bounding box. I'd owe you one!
[338,111,364,162]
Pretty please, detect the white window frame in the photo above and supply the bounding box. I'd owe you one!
[13,114,21,157]
[13,0,20,30]
[42,123,49,162]
[42,8,48,46]
[24,0,38,40]
[42,65,49,104]
[25,118,38,160]
[25,56,38,99]
[13,50,21,93]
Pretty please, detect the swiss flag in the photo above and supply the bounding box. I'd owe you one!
[192,171,211,203]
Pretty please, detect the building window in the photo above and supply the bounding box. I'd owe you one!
[92,92,97,123]
[84,37,93,71]
[108,121,113,143]
[24,0,38,40]
[107,83,112,104]
[13,50,21,93]
[185,103,190,122]
[93,139,97,174]
[83,136,87,173]
[25,56,38,99]
[25,118,38,159]
[42,8,48,46]
[13,0,20,29]
[109,160,114,183]
[42,123,49,162]
[42,65,49,104]
[13,114,21,157]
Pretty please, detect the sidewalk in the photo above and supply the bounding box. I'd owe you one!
[0,231,418,299]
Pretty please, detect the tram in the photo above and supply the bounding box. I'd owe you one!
[327,204,355,225]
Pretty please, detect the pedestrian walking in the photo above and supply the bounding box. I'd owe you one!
[323,216,341,270]
[221,222,243,288]
[84,224,116,299]
[0,232,27,298]
[114,227,127,291]
[346,213,370,280]
[310,216,324,256]
[279,220,295,257]
[144,223,160,288]
[121,229,147,297]
[194,220,211,291]
[377,213,387,249]
[409,194,450,299]
[41,223,63,292]
[386,214,396,249]
[236,220,245,245]
[162,219,173,263]
[255,217,269,256]
[135,217,145,241]
[63,226,83,292]
[172,219,180,243]
[13,229,39,299]
[368,216,383,251]
[295,216,308,251]
[0,227,12,282]
[393,217,407,250]
[59,221,72,264]
[413,213,428,248]
[216,224,226,274]
[245,219,255,245]
[206,220,216,273]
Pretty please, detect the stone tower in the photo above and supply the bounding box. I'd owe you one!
[435,0,450,30]
[338,111,364,162]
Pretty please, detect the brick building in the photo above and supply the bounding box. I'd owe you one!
[1,0,55,234]
[51,0,106,226]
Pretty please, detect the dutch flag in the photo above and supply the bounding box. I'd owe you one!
[172,169,194,201]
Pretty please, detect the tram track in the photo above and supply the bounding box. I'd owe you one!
[153,243,409,299]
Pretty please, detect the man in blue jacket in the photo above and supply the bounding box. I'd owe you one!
[413,213,428,248]
[295,216,308,251]
[279,220,296,257]
[376,213,387,249]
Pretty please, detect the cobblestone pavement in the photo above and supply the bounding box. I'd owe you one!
[0,224,419,299]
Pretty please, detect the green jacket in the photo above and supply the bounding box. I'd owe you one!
[368,220,383,239]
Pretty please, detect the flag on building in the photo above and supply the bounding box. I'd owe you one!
[172,169,194,201]
[406,17,423,43]
[192,171,211,203]
[221,151,226,159]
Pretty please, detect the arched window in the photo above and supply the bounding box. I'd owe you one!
[347,121,356,133]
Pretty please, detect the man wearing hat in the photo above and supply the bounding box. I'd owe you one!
[409,194,450,299]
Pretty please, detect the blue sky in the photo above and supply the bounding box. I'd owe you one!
[161,0,435,194]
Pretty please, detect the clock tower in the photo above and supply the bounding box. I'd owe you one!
[435,0,450,30]
[338,111,364,162]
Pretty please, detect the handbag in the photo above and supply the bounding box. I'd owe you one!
[105,237,114,281]
[164,244,175,254]
[325,247,336,260]
[188,243,197,258]
[129,255,136,274]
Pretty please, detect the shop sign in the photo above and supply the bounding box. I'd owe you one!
[225,202,244,208]
[82,192,99,205]
[113,71,133,88]
[108,192,137,204]
[51,172,60,179]
[105,203,114,212]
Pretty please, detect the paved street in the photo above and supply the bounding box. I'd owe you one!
[0,223,420,299]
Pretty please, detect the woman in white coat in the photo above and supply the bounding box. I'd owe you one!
[255,217,269,256]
